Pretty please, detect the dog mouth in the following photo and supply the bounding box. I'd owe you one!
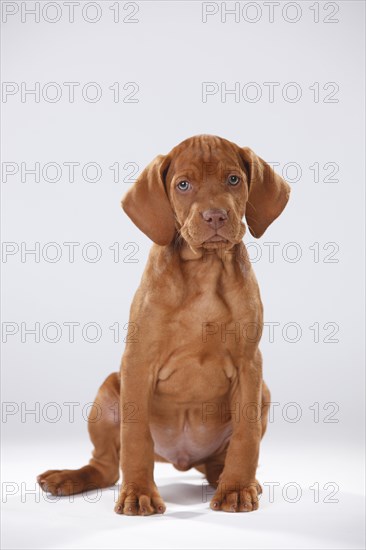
[200,232,234,250]
[180,220,245,250]
[203,234,228,244]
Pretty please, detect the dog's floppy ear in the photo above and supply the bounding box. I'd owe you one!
[121,155,176,246]
[239,147,291,238]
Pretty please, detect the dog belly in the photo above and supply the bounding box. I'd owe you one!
[151,354,235,468]
[150,403,232,469]
[150,380,232,470]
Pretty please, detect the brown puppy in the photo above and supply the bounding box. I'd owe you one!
[37,135,290,514]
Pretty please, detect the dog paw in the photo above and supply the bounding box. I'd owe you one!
[37,465,104,496]
[210,479,261,512]
[37,469,82,496]
[114,482,166,516]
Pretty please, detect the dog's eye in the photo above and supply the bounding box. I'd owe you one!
[227,175,240,186]
[177,181,191,191]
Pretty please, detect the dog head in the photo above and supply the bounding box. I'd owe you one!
[122,135,290,249]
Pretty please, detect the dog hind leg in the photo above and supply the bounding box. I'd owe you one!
[37,372,121,496]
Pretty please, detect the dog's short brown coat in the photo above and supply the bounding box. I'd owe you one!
[38,135,290,514]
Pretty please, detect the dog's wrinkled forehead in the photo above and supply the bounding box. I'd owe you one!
[166,135,243,184]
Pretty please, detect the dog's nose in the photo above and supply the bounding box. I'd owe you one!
[202,208,228,229]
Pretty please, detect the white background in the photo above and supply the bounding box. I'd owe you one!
[1,1,365,548]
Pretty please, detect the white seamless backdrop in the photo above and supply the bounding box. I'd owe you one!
[1,1,365,549]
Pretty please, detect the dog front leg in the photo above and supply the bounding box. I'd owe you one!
[210,353,263,513]
[114,356,166,516]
